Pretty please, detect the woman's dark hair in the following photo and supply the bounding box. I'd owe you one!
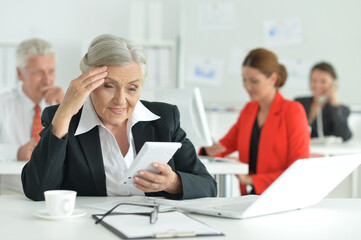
[311,62,337,80]
[243,48,287,88]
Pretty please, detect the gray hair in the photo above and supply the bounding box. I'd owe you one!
[16,38,55,70]
[80,34,147,83]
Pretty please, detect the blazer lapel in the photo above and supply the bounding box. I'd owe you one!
[258,92,283,168]
[132,121,155,153]
[77,127,107,195]
[239,102,259,163]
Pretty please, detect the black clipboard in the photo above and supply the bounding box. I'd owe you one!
[92,211,223,239]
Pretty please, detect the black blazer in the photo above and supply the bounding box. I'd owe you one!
[22,101,217,201]
[295,96,352,141]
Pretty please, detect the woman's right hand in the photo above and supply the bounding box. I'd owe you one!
[325,82,340,106]
[204,143,226,156]
[51,66,108,138]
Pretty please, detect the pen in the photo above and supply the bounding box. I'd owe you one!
[153,231,196,238]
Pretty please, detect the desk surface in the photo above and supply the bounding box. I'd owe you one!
[0,160,247,198]
[0,159,248,175]
[1,195,361,240]
[0,160,26,174]
[310,140,361,156]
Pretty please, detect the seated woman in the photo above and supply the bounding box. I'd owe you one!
[22,34,217,201]
[295,62,352,142]
[201,48,310,195]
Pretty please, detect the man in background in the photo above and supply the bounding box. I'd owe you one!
[0,38,64,194]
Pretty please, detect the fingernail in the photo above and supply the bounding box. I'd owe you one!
[134,177,139,181]
[153,163,158,167]
[139,171,144,175]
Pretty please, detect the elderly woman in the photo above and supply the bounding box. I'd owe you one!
[22,34,217,201]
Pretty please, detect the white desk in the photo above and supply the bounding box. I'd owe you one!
[0,160,26,174]
[310,140,361,156]
[0,160,247,198]
[1,195,361,240]
[311,141,361,198]
[200,159,248,197]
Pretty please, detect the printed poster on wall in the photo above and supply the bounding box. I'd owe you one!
[263,18,303,46]
[186,56,224,86]
[280,58,314,89]
[198,2,235,30]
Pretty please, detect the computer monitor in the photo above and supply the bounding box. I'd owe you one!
[141,87,213,151]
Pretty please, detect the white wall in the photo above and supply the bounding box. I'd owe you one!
[2,0,361,107]
[0,0,180,91]
[180,0,361,106]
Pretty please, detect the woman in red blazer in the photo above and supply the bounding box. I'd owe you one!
[203,48,310,195]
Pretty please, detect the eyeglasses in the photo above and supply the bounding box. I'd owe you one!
[95,203,159,225]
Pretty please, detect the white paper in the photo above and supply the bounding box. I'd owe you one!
[198,3,235,30]
[99,211,221,238]
[263,18,303,46]
[187,56,224,86]
[280,58,314,89]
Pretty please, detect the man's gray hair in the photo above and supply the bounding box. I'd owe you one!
[16,38,55,70]
[80,34,147,83]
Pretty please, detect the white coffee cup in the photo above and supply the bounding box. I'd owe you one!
[44,190,77,217]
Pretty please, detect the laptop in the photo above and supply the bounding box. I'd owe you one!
[149,154,361,219]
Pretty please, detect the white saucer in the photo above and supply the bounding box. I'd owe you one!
[34,209,87,220]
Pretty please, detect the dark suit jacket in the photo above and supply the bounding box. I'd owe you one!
[295,96,352,141]
[22,101,217,201]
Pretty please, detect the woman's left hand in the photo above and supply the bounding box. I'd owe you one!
[133,163,183,195]
[236,174,253,185]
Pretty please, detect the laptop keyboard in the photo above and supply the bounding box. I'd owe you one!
[213,200,254,211]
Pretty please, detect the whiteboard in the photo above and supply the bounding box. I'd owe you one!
[179,0,361,106]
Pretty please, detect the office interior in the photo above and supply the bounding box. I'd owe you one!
[1,0,361,199]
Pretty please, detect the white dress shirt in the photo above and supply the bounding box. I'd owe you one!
[75,97,160,196]
[0,85,47,193]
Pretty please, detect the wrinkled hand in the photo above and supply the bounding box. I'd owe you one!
[40,85,65,105]
[52,66,108,138]
[133,163,183,195]
[204,143,226,156]
[17,139,37,161]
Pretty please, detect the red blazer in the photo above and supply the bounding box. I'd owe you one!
[219,92,310,194]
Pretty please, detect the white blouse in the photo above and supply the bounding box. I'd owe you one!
[75,97,160,196]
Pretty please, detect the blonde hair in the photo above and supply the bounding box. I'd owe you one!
[80,34,147,83]
[16,38,55,70]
